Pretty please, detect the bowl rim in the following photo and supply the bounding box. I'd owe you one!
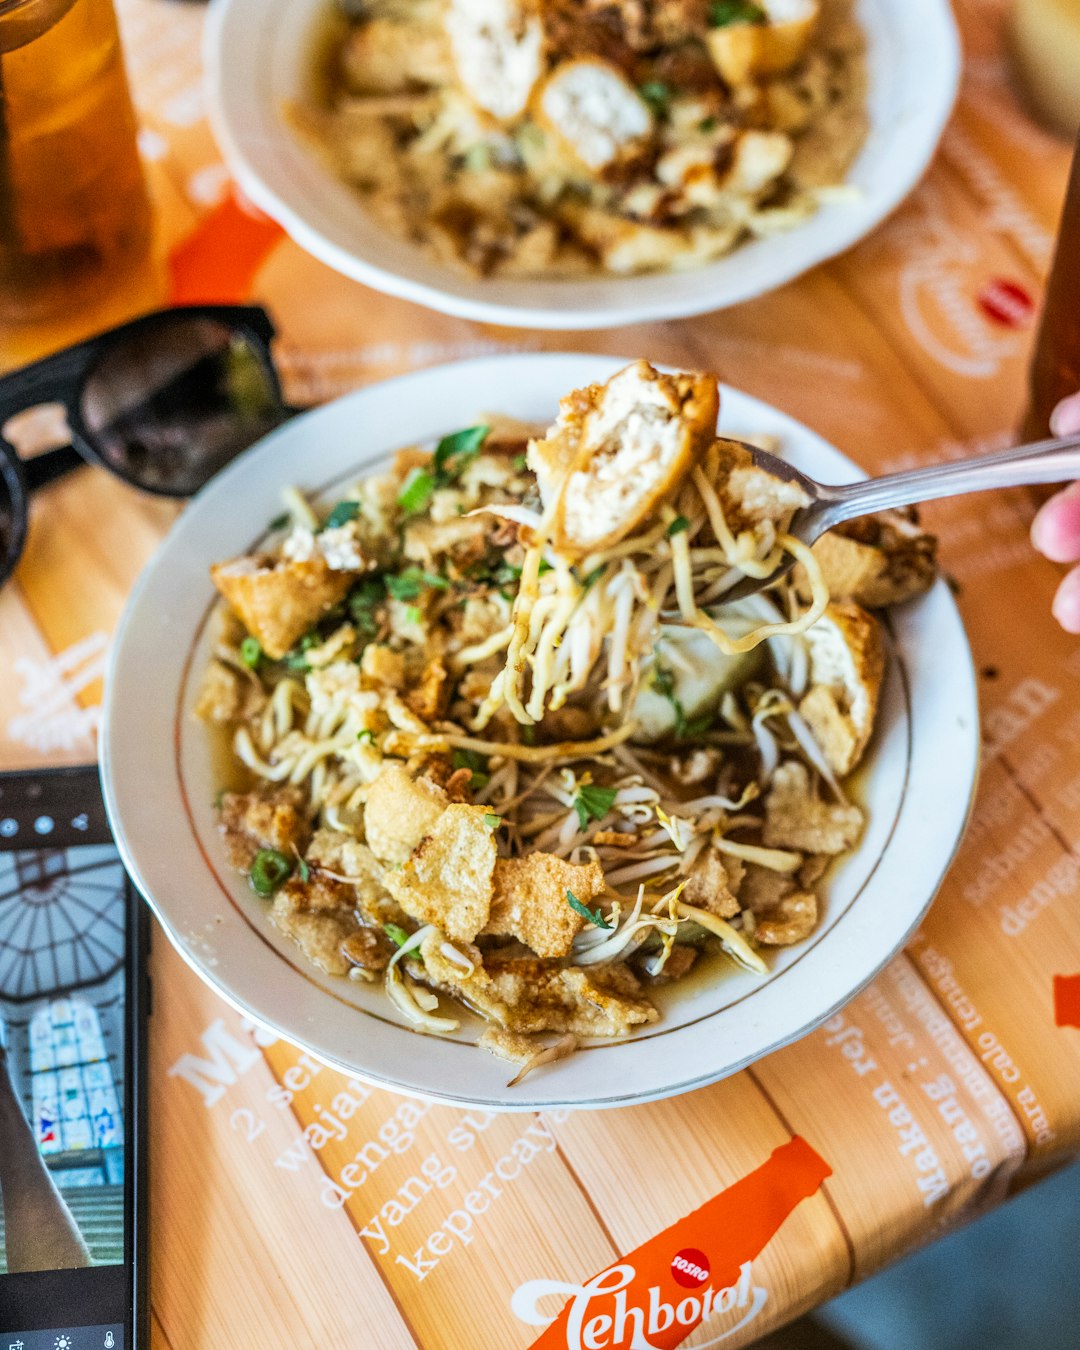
[201,0,962,330]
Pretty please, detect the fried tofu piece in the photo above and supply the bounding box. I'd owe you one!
[385,804,497,942]
[363,762,448,864]
[711,437,811,536]
[529,361,718,556]
[799,601,885,775]
[535,59,653,171]
[680,846,741,918]
[446,0,544,120]
[194,658,264,723]
[795,509,938,609]
[739,860,796,913]
[360,644,406,691]
[485,853,604,957]
[405,655,450,723]
[420,934,658,1035]
[211,555,351,660]
[723,130,793,196]
[753,890,818,946]
[340,14,453,95]
[306,828,407,926]
[219,786,310,872]
[340,926,394,974]
[763,760,863,854]
[478,1025,538,1064]
[639,942,698,983]
[706,0,820,86]
[269,874,359,977]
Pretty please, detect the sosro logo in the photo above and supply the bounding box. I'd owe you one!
[513,1137,831,1350]
[513,1258,767,1350]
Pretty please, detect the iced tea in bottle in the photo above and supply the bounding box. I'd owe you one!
[1022,134,1080,440]
[0,0,152,323]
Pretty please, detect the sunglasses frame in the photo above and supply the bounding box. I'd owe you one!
[0,304,283,587]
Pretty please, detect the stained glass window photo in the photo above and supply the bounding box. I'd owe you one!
[0,843,128,1272]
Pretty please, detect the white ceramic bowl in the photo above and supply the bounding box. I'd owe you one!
[203,0,960,330]
[101,354,978,1110]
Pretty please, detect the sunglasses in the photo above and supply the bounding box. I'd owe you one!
[0,305,287,587]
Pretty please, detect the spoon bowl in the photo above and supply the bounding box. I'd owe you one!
[715,429,1080,602]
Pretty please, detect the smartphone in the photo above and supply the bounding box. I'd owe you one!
[0,766,148,1350]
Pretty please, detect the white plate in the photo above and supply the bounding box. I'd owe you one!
[203,0,960,331]
[101,354,978,1111]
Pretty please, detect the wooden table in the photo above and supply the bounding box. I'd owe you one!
[3,0,1080,1344]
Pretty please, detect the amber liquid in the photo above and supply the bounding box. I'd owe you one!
[1022,134,1080,441]
[0,0,152,323]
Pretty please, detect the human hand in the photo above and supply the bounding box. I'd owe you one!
[1031,392,1080,632]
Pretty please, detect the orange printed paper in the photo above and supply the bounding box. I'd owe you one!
[519,1137,831,1349]
[167,189,285,304]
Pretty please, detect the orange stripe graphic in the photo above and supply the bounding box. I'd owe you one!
[167,190,285,304]
[524,1136,831,1349]
[1054,974,1080,1028]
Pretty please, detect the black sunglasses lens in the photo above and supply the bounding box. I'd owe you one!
[0,450,25,583]
[79,317,283,495]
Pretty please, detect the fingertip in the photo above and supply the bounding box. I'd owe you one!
[1050,392,1080,438]
[1032,483,1080,562]
[1053,567,1080,634]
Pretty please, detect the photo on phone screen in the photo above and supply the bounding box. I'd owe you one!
[0,768,146,1349]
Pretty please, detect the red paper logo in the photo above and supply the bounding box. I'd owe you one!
[671,1249,710,1289]
[1054,973,1080,1028]
[977,279,1035,329]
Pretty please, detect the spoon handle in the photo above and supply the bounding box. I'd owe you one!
[821,432,1080,525]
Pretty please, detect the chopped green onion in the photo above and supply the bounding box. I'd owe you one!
[384,923,414,950]
[651,660,713,740]
[538,558,554,577]
[357,729,375,744]
[297,855,311,884]
[386,566,449,601]
[512,453,529,472]
[484,813,503,830]
[348,576,386,639]
[573,783,618,830]
[708,0,767,25]
[282,630,320,673]
[463,144,491,172]
[398,468,435,516]
[666,515,690,537]
[453,748,490,792]
[580,564,606,591]
[268,511,290,531]
[249,849,293,898]
[323,500,360,530]
[567,890,612,930]
[404,604,423,626]
[638,81,673,115]
[433,424,490,481]
[239,636,263,669]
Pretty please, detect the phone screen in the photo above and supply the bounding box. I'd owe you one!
[0,770,143,1348]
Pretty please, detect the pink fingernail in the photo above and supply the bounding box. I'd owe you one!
[1032,484,1080,562]
[1053,569,1080,633]
[1050,393,1080,438]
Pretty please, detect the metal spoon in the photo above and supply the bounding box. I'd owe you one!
[718,429,1080,602]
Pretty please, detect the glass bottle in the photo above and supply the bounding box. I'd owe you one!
[1021,134,1080,441]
